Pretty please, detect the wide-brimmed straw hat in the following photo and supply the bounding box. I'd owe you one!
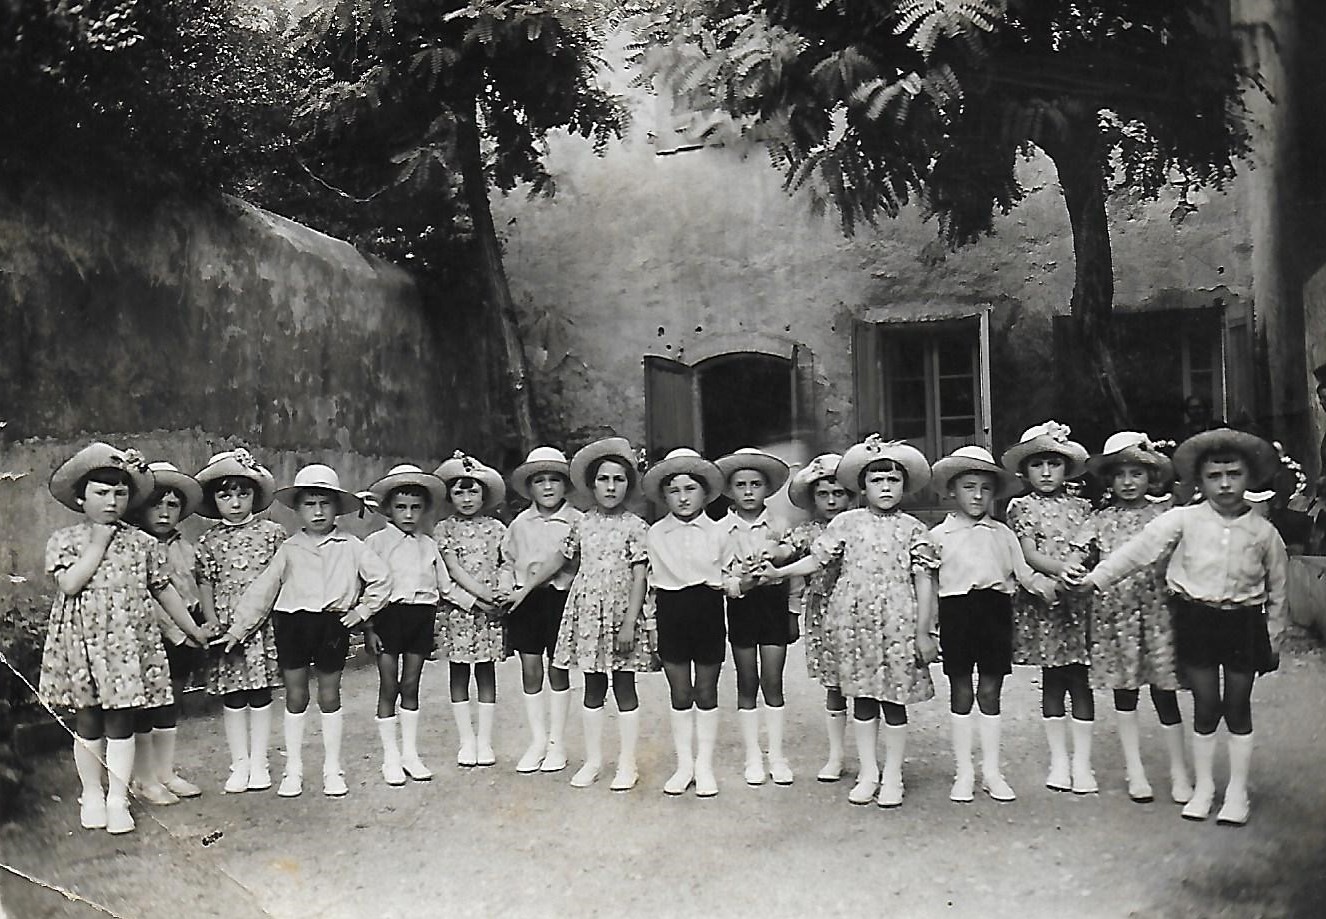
[275,464,363,517]
[715,447,790,497]
[1086,432,1168,480]
[642,448,724,506]
[49,442,156,512]
[511,446,572,500]
[1001,421,1089,479]
[568,437,639,496]
[836,436,932,496]
[434,452,506,513]
[195,449,276,518]
[787,453,843,509]
[1172,427,1278,488]
[141,462,204,519]
[367,464,447,514]
[932,445,1025,500]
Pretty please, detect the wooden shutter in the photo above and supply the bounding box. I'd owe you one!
[644,355,698,462]
[853,320,883,439]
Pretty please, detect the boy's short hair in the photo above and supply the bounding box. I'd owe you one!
[385,483,432,510]
[860,458,907,492]
[148,484,188,507]
[78,467,135,499]
[659,470,707,495]
[948,469,998,492]
[447,475,487,499]
[1195,449,1247,476]
[295,486,338,505]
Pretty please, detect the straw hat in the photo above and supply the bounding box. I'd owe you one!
[195,449,276,518]
[787,454,843,510]
[367,464,447,514]
[1172,427,1278,488]
[836,436,932,496]
[511,446,572,500]
[434,451,506,513]
[275,464,363,517]
[142,462,204,519]
[1086,432,1168,480]
[715,447,790,497]
[49,442,155,512]
[931,445,1025,500]
[568,437,639,496]
[642,448,724,506]
[1000,421,1089,479]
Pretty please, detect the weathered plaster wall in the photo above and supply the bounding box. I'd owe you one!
[494,100,1253,458]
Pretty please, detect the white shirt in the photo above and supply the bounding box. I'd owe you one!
[648,513,725,591]
[364,525,473,608]
[502,503,583,591]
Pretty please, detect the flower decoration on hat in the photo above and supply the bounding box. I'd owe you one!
[1272,441,1308,501]
[1041,421,1072,443]
[232,448,260,471]
[450,450,477,474]
[117,448,150,473]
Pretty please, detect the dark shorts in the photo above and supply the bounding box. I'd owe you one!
[727,583,791,649]
[164,641,200,684]
[508,587,567,657]
[272,611,351,673]
[373,602,436,657]
[938,590,1013,677]
[1172,598,1276,674]
[656,585,727,666]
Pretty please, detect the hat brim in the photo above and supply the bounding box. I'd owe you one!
[195,458,277,518]
[931,457,1025,500]
[144,470,205,519]
[642,457,725,506]
[49,444,156,513]
[1001,437,1089,479]
[368,471,448,514]
[1086,445,1165,479]
[1172,428,1278,488]
[511,460,571,500]
[275,484,364,517]
[715,454,790,497]
[568,438,638,497]
[836,445,932,496]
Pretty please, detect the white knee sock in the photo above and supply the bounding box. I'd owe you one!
[104,737,135,805]
[321,709,344,777]
[151,727,179,784]
[224,706,249,770]
[249,704,272,773]
[284,709,307,776]
[73,736,105,801]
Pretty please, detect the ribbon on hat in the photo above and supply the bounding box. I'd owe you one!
[114,449,150,473]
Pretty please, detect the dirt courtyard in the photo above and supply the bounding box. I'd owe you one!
[2,636,1324,919]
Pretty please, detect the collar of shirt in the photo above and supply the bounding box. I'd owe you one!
[221,514,256,528]
[155,529,183,546]
[292,527,349,549]
[372,524,425,549]
[515,503,579,525]
[1195,499,1258,531]
[722,509,771,532]
[656,513,716,535]
[936,513,998,532]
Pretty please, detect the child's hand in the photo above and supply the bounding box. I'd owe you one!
[364,629,383,656]
[339,607,368,628]
[1034,580,1060,604]
[1067,574,1097,595]
[508,587,530,612]
[615,625,636,654]
[220,631,242,654]
[89,523,116,548]
[916,633,940,665]
[1060,562,1088,584]
[184,625,209,648]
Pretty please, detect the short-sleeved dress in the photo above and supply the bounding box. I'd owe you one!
[781,519,841,685]
[40,523,173,710]
[552,509,658,674]
[811,509,938,703]
[1077,502,1180,690]
[1008,492,1094,667]
[196,518,286,693]
[435,515,508,663]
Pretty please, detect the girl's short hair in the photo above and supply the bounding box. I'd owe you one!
[206,475,256,500]
[859,458,906,492]
[659,471,707,495]
[386,483,432,509]
[584,456,638,492]
[78,467,134,500]
[447,476,486,500]
[1018,451,1066,477]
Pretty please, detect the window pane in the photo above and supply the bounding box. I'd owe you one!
[941,415,976,437]
[939,378,975,416]
[890,339,925,379]
[936,334,973,376]
[894,417,927,440]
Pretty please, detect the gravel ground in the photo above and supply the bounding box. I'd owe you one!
[2,634,1324,919]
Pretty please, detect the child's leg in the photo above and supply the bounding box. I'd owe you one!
[449,662,477,767]
[948,669,976,802]
[610,672,640,791]
[542,664,573,773]
[975,671,1013,801]
[374,652,405,786]
[1182,663,1221,820]
[572,673,610,787]
[759,644,792,784]
[1113,688,1153,802]
[517,652,548,773]
[663,662,696,795]
[278,665,311,797]
[1042,666,1073,790]
[376,651,401,719]
[102,709,136,834]
[690,662,722,797]
[244,688,273,791]
[474,662,497,766]
[1065,664,1097,794]
[520,652,545,695]
[73,708,107,829]
[130,707,177,804]
[1217,666,1256,826]
[222,690,252,793]
[819,686,848,782]
[397,653,431,780]
[849,697,881,805]
[1150,686,1191,803]
[731,646,765,785]
[878,701,908,807]
[314,668,347,795]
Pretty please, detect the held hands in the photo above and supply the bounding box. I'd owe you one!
[1033,579,1060,605]
[340,606,370,628]
[507,586,531,613]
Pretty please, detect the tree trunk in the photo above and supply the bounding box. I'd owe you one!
[1044,115,1131,431]
[454,100,538,455]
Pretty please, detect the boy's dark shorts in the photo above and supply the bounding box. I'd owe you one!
[657,585,726,666]
[272,610,350,673]
[938,589,1013,677]
[1172,598,1276,674]
[508,587,568,657]
[727,582,791,649]
[165,641,200,684]
[372,602,437,657]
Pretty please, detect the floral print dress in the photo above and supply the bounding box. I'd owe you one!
[1076,502,1180,690]
[552,509,658,674]
[810,509,938,704]
[40,523,173,710]
[1008,492,1094,667]
[196,518,286,693]
[781,519,841,685]
[435,515,508,664]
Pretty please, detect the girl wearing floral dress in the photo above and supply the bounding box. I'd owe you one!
[513,437,657,792]
[1002,422,1097,794]
[1075,432,1191,804]
[433,452,509,768]
[194,450,286,794]
[766,437,939,808]
[42,443,209,835]
[779,453,851,782]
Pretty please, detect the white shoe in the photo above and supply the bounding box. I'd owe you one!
[224,764,249,794]
[540,742,568,773]
[457,738,478,768]
[382,760,407,787]
[1216,789,1250,826]
[950,770,975,803]
[664,762,694,796]
[848,772,879,805]
[876,777,904,808]
[1171,773,1195,805]
[610,764,639,792]
[277,772,303,798]
[1127,771,1155,803]
[246,763,271,792]
[105,799,135,835]
[744,754,767,786]
[983,773,1016,802]
[475,742,496,768]
[570,762,600,788]
[769,757,794,786]
[516,742,545,774]
[1071,763,1099,795]
[401,755,433,782]
[132,780,179,806]
[817,756,843,783]
[1045,759,1071,792]
[1181,783,1215,821]
[323,771,348,797]
[79,795,107,830]
[164,774,202,798]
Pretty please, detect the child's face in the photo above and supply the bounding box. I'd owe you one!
[529,472,567,512]
[663,473,706,520]
[593,460,630,510]
[214,480,255,523]
[297,489,337,535]
[950,472,995,519]
[1198,458,1249,514]
[1025,454,1067,495]
[729,469,769,514]
[388,491,426,534]
[1110,463,1150,505]
[81,480,130,524]
[142,490,184,537]
[812,479,849,520]
[449,480,486,517]
[863,468,906,512]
